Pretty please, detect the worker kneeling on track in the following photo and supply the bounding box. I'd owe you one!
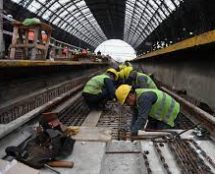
[115,85,180,135]
[82,68,118,109]
[121,66,157,89]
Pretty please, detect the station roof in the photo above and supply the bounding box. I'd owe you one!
[7,0,187,49]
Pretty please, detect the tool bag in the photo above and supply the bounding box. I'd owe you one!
[5,129,75,169]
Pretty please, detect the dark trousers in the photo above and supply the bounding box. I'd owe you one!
[146,113,182,130]
[82,91,109,109]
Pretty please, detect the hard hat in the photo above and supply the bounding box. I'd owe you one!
[119,64,126,70]
[7,14,13,19]
[125,62,133,67]
[118,69,125,79]
[115,85,132,104]
[123,66,133,79]
[106,68,119,80]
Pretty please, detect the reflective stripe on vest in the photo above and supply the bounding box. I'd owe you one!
[136,88,180,127]
[83,74,110,95]
[136,73,157,89]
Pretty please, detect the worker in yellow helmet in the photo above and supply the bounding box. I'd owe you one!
[122,66,157,89]
[115,84,180,135]
[118,64,127,70]
[82,68,118,109]
[124,61,133,68]
[118,61,133,70]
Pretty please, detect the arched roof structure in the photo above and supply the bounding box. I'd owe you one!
[9,0,214,52]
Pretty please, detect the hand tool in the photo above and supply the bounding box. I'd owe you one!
[47,160,74,168]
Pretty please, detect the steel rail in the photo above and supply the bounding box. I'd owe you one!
[161,86,215,139]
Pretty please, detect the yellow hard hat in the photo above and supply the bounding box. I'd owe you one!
[125,62,133,67]
[118,69,125,79]
[119,64,127,70]
[106,68,119,80]
[115,84,132,104]
[123,66,133,79]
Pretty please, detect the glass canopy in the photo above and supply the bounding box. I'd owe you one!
[124,0,183,48]
[11,0,107,48]
[11,0,183,49]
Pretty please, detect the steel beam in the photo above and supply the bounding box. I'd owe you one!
[0,0,4,58]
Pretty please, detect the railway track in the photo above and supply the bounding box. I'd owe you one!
[0,82,215,174]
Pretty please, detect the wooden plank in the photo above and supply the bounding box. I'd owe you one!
[9,26,18,59]
[0,60,108,68]
[71,127,112,142]
[81,110,102,127]
[31,27,39,60]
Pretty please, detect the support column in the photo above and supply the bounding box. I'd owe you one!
[0,0,4,58]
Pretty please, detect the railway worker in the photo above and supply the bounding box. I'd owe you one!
[41,30,48,44]
[117,62,132,84]
[121,66,157,89]
[115,84,180,135]
[82,68,118,109]
[119,61,133,70]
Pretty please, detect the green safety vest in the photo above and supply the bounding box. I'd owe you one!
[83,74,110,95]
[136,89,180,127]
[136,72,157,89]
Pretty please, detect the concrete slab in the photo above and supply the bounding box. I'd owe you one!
[0,159,39,174]
[81,110,102,127]
[71,127,112,142]
[40,141,106,174]
[101,153,145,174]
[106,140,141,153]
[101,140,145,174]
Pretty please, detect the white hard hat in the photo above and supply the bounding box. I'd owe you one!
[7,14,13,19]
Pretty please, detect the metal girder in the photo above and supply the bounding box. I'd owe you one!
[124,0,162,45]
[10,0,183,49]
[13,0,107,48]
[48,1,106,46]
[125,1,161,43]
[134,0,170,46]
[124,0,182,48]
[52,4,102,45]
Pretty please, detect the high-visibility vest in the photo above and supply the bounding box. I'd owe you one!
[136,72,157,89]
[83,74,110,95]
[42,33,48,43]
[28,31,35,41]
[62,47,68,54]
[136,88,180,127]
[82,49,87,54]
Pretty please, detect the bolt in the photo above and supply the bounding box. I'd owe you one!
[159,143,164,147]
[144,150,149,155]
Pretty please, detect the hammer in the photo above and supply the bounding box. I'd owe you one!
[44,161,74,174]
[47,160,74,168]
